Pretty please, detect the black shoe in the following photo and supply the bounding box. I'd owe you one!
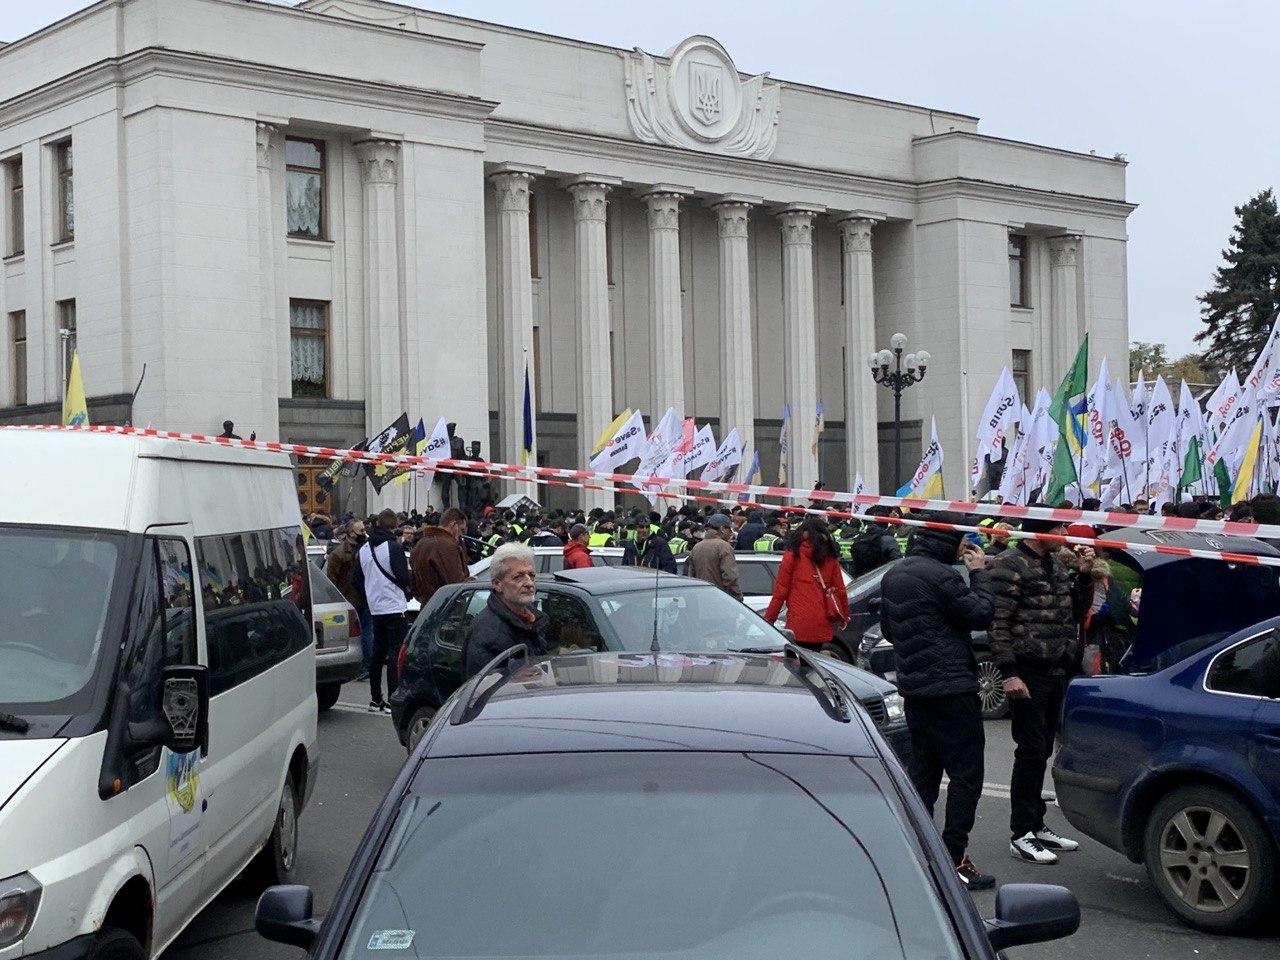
[956,854,996,890]
[368,699,388,713]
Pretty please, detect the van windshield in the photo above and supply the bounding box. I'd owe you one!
[0,526,122,710]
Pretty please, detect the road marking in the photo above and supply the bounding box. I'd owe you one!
[330,701,393,717]
[942,778,1056,804]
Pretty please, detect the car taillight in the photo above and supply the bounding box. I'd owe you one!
[347,607,361,639]
[396,641,408,678]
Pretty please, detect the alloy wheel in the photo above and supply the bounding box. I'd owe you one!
[977,660,1007,718]
[1158,805,1251,913]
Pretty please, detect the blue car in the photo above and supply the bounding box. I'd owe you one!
[1053,529,1280,933]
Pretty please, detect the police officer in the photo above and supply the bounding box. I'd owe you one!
[753,513,790,552]
[589,515,617,548]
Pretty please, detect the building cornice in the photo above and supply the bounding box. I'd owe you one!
[913,129,1128,167]
[0,47,499,130]
[916,177,1138,221]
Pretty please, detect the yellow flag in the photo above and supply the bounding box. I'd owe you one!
[62,351,89,426]
[1231,417,1264,504]
[591,408,632,456]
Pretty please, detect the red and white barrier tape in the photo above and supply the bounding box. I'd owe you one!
[7,423,1279,542]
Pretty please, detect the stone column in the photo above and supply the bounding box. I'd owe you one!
[356,140,403,462]
[839,216,879,493]
[642,186,689,416]
[255,123,280,422]
[780,205,823,492]
[713,196,758,458]
[567,177,617,511]
[490,165,541,496]
[1049,234,1082,383]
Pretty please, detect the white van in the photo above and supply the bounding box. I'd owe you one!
[0,431,318,959]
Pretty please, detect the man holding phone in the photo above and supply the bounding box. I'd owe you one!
[989,514,1094,864]
[880,513,996,889]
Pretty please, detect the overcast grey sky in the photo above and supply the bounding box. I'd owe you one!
[7,0,1278,358]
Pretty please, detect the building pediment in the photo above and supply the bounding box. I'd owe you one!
[623,36,781,160]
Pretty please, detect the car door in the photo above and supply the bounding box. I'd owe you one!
[429,588,491,699]
[1205,627,1280,809]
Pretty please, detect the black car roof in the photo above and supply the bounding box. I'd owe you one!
[424,652,879,760]
[1103,526,1280,568]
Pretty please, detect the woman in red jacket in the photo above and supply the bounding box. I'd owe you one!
[763,516,850,648]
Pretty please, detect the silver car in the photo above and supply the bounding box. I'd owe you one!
[311,560,363,711]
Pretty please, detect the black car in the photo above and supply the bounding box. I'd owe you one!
[257,646,1080,959]
[389,567,909,756]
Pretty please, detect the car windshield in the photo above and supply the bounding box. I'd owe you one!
[0,526,123,709]
[339,752,962,960]
[310,560,348,605]
[597,585,784,652]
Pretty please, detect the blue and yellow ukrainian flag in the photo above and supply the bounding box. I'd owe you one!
[62,350,89,426]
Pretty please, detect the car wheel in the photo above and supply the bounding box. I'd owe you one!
[1143,785,1277,933]
[316,683,341,712]
[248,776,300,887]
[976,656,1009,720]
[85,929,145,960]
[820,641,853,664]
[406,706,437,755]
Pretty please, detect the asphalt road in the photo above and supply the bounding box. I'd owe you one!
[163,681,1278,959]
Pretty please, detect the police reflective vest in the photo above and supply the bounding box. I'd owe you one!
[754,533,781,552]
[483,533,503,556]
[835,528,856,563]
[588,532,614,548]
[668,536,689,556]
[893,531,910,555]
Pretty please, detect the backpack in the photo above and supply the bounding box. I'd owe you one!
[852,526,890,576]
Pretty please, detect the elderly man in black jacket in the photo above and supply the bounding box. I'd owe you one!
[462,542,549,678]
[881,515,995,889]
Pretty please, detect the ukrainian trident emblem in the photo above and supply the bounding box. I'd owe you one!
[689,62,723,125]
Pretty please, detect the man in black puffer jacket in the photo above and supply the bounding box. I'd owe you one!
[881,514,995,889]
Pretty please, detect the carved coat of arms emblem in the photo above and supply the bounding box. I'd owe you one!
[689,62,723,125]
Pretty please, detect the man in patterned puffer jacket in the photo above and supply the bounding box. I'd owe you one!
[989,516,1094,865]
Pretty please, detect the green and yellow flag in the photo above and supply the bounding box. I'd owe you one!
[62,351,89,426]
[1045,336,1089,504]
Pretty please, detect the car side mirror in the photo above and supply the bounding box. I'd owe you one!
[256,885,321,950]
[985,884,1080,951]
[127,665,209,755]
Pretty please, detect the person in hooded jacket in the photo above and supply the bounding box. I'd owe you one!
[880,513,996,890]
[734,510,768,551]
[761,517,849,647]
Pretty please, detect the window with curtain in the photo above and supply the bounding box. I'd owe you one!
[6,158,22,256]
[289,300,328,397]
[54,141,73,242]
[285,138,325,239]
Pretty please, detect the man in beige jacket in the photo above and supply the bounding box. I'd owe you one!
[687,513,742,601]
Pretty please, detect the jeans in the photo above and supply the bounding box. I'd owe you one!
[904,693,985,864]
[1009,671,1069,839]
[358,609,373,674]
[369,613,408,705]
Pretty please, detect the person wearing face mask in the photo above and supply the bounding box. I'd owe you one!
[462,542,549,678]
[326,518,372,680]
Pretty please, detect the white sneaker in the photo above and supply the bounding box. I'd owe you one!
[1034,826,1080,852]
[1010,832,1059,864]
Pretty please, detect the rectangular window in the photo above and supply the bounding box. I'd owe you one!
[285,137,325,239]
[9,310,26,405]
[1011,349,1031,402]
[528,187,539,279]
[1008,234,1028,307]
[289,299,328,398]
[57,299,76,389]
[54,140,73,242]
[6,157,22,256]
[197,526,313,696]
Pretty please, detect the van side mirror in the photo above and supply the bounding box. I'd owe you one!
[128,665,209,755]
[985,884,1080,951]
[256,885,321,949]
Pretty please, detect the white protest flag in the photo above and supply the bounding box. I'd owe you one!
[1129,370,1149,423]
[588,408,646,473]
[972,367,1022,490]
[1268,410,1280,491]
[632,407,682,504]
[418,416,451,488]
[673,423,717,477]
[1104,377,1146,501]
[1172,380,1205,494]
[651,418,699,501]
[1206,383,1261,482]
[998,396,1044,506]
[851,472,869,515]
[1143,375,1175,498]
[700,428,744,483]
[1206,369,1241,433]
[1242,313,1280,402]
[1081,357,1112,488]
[905,416,945,498]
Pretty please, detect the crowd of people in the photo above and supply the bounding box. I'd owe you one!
[305,486,1280,891]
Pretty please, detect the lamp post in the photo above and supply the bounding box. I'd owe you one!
[869,332,930,491]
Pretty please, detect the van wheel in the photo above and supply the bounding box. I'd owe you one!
[317,683,341,712]
[1143,785,1276,933]
[248,777,299,887]
[85,929,145,960]
[406,706,436,755]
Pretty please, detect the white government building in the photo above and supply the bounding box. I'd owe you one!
[0,0,1133,512]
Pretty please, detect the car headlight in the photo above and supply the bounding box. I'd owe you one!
[0,873,41,949]
[882,692,905,725]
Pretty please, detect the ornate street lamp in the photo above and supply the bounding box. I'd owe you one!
[869,332,930,491]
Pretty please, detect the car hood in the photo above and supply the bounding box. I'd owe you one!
[812,654,896,700]
[0,738,65,812]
